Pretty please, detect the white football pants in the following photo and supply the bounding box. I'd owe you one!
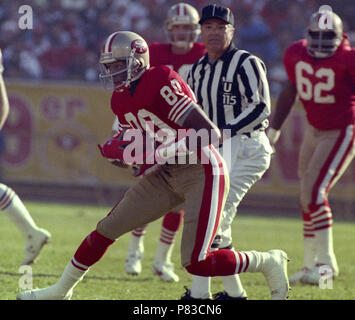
[215,131,273,248]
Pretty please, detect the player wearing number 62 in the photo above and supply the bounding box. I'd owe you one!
[267,11,355,286]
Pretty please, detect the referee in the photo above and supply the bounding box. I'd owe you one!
[183,4,274,300]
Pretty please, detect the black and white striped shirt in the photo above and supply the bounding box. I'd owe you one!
[187,43,271,136]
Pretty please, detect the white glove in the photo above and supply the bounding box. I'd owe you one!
[267,128,281,145]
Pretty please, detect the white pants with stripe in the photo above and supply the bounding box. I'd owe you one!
[299,124,355,212]
[298,124,355,267]
[214,131,273,248]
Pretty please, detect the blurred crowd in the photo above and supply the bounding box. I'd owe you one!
[1,0,354,95]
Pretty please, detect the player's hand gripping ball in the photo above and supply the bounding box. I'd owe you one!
[98,130,131,167]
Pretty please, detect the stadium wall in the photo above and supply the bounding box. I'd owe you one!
[2,81,355,219]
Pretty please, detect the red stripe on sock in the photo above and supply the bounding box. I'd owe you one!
[313,217,333,225]
[71,259,87,272]
[313,224,333,231]
[304,233,315,238]
[237,251,244,274]
[311,210,330,220]
[243,252,250,272]
[0,189,14,209]
[160,238,173,245]
[132,226,147,237]
[160,229,175,243]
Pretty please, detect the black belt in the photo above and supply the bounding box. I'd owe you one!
[238,123,264,138]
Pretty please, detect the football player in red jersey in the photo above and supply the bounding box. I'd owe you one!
[150,2,206,81]
[17,31,289,300]
[121,3,206,282]
[268,11,355,285]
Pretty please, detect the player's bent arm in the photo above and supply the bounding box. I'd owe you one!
[268,80,297,144]
[178,102,221,148]
[156,103,221,161]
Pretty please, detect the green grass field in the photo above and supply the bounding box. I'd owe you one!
[0,201,354,300]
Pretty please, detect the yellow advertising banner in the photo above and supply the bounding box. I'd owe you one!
[3,81,136,187]
[2,81,355,204]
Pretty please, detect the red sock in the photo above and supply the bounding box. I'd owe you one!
[162,210,183,231]
[160,210,183,244]
[185,249,238,276]
[72,230,114,270]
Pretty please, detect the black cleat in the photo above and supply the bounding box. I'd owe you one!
[180,287,211,300]
[213,291,248,300]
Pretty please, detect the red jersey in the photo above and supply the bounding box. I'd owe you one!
[111,65,196,142]
[283,35,355,130]
[149,42,206,81]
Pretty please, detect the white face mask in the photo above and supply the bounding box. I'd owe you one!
[306,30,341,59]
